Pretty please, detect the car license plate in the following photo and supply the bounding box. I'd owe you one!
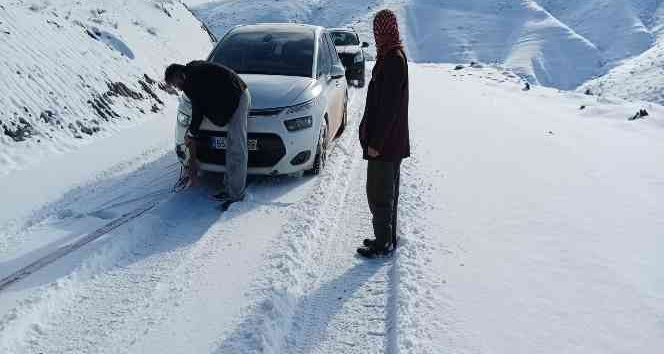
[211,137,258,151]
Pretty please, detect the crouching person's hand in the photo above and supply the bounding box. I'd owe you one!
[368,146,381,158]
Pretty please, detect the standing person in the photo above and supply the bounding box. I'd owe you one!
[165,61,251,208]
[357,9,410,258]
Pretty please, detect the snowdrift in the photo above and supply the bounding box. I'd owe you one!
[0,0,211,175]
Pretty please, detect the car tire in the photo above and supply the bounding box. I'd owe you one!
[356,68,366,87]
[356,78,365,88]
[335,96,348,139]
[306,118,328,176]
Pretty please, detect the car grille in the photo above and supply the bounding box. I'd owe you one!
[195,130,286,168]
[250,107,283,117]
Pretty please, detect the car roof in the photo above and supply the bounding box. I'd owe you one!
[231,23,322,35]
[328,28,357,33]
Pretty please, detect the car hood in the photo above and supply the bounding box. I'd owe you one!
[239,74,315,109]
[335,45,361,55]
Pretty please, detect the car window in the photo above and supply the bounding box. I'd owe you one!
[316,35,331,78]
[324,33,341,66]
[211,30,314,77]
[330,31,360,46]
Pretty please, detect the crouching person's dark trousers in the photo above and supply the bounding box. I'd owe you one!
[367,159,402,249]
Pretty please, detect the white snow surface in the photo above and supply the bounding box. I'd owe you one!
[1,0,664,353]
[2,63,663,353]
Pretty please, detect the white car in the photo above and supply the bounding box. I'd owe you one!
[175,23,348,175]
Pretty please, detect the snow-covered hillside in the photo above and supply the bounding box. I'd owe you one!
[189,0,664,91]
[0,0,211,175]
[580,38,664,104]
[537,0,657,62]
[3,0,663,180]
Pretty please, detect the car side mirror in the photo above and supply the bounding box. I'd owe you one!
[362,42,370,48]
[330,64,346,79]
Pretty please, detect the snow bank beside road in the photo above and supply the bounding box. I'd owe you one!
[400,63,664,353]
[0,0,211,175]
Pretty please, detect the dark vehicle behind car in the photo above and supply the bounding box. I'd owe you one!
[329,28,369,87]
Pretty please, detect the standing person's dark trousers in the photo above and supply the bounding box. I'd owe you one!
[367,160,401,249]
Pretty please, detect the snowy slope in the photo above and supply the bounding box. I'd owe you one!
[0,0,211,175]
[399,0,605,90]
[580,38,664,104]
[537,0,657,62]
[541,0,664,104]
[189,0,664,91]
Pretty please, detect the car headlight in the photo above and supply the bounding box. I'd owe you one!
[177,111,191,126]
[284,116,313,132]
[285,99,315,115]
[354,52,363,64]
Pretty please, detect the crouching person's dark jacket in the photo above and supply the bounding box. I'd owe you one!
[359,49,410,161]
[182,60,247,135]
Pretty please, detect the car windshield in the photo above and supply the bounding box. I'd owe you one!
[330,31,359,46]
[210,30,314,78]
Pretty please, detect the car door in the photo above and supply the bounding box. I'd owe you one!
[323,32,346,134]
[316,33,334,137]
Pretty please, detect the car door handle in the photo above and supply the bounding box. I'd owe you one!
[330,74,344,80]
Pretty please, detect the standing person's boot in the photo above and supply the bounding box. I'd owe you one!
[214,89,251,208]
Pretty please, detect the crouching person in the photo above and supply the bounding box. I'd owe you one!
[165,61,251,208]
[358,9,410,258]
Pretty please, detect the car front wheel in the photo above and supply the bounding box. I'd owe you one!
[306,118,328,175]
[356,67,366,87]
[335,97,348,139]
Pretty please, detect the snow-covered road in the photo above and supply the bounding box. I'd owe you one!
[2,62,663,353]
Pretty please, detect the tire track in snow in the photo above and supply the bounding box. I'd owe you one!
[386,156,438,354]
[0,85,369,353]
[210,86,369,353]
[1,188,232,353]
[0,201,157,292]
[276,141,437,353]
[216,71,408,352]
[279,159,425,354]
[280,165,398,354]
